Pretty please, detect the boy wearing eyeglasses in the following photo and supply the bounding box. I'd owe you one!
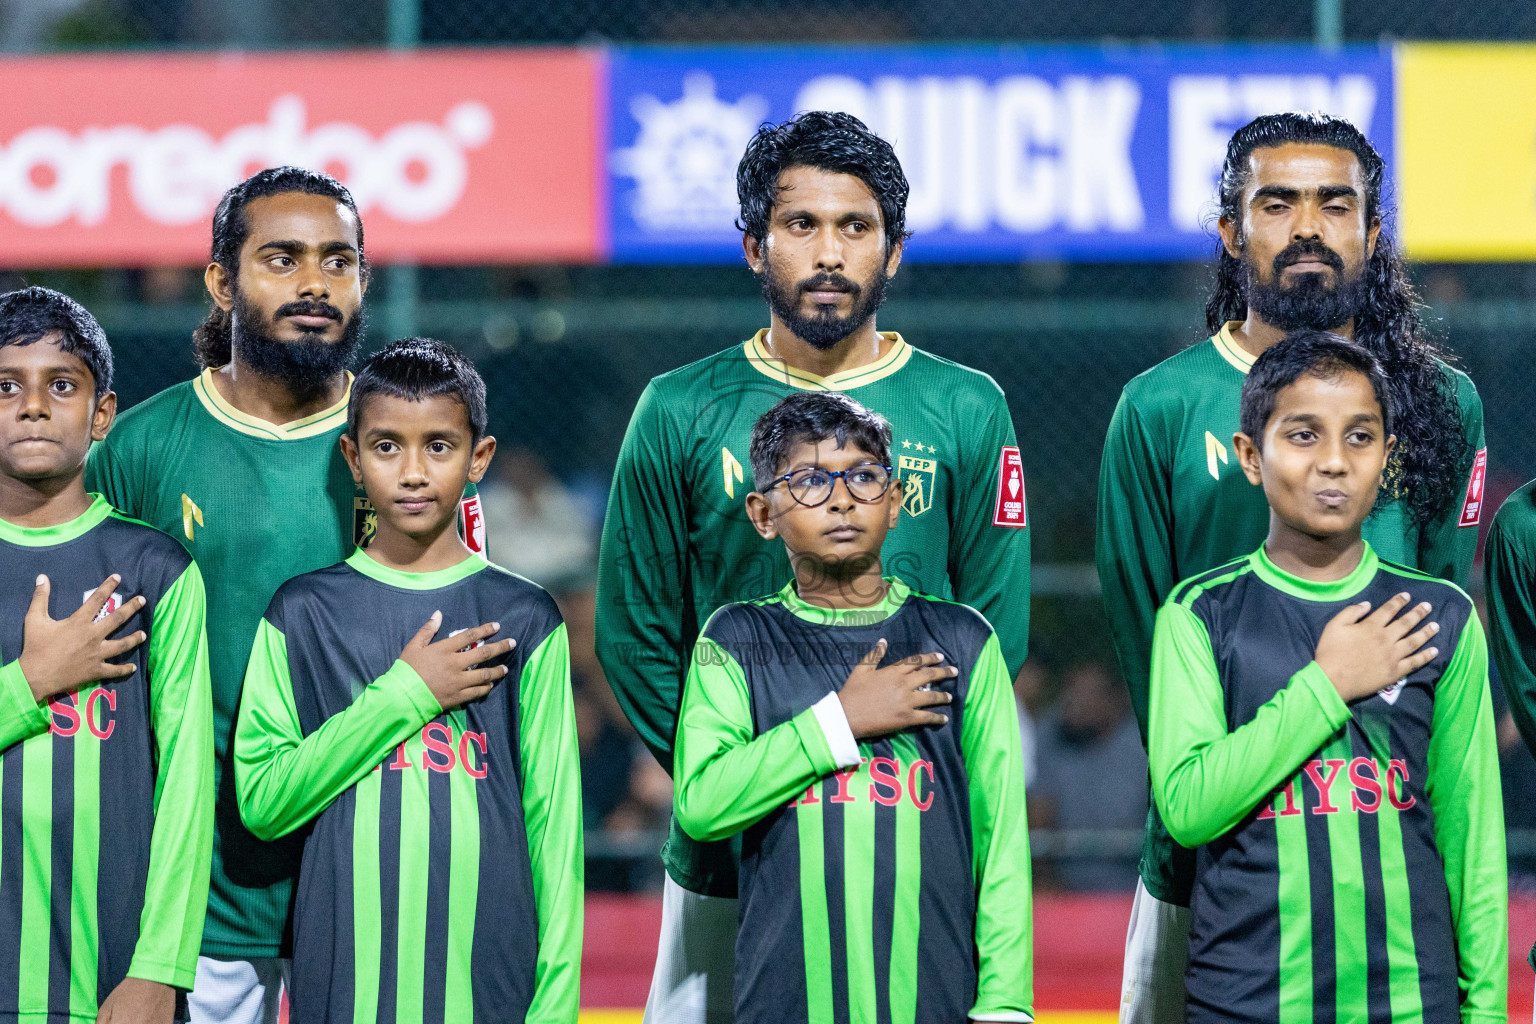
[672,391,1033,1024]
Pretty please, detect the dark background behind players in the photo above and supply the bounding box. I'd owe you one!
[9,0,1536,900]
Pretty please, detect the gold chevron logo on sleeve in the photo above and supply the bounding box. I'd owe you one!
[181,494,204,541]
[722,446,744,498]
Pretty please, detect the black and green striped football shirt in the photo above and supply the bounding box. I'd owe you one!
[232,549,582,1024]
[673,577,1033,1024]
[0,495,214,1022]
[1149,544,1505,1024]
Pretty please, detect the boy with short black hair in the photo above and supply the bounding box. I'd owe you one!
[233,338,581,1024]
[0,285,214,1024]
[1148,329,1505,1023]
[673,390,1032,1024]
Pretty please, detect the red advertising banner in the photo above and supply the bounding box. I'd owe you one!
[0,50,602,266]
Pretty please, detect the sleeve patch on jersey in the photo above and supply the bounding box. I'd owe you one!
[991,446,1027,528]
[460,494,487,553]
[1458,447,1488,528]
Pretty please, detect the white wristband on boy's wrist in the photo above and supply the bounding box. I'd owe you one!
[811,691,860,769]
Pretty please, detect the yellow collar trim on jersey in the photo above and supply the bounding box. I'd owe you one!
[1212,322,1257,375]
[742,329,913,391]
[193,368,353,441]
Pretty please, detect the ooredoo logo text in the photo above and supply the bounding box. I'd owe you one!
[0,95,494,228]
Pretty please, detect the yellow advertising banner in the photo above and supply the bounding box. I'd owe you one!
[1398,43,1536,260]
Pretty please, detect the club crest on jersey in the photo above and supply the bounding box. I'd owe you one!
[448,626,486,652]
[84,591,124,623]
[897,442,937,517]
[1378,678,1407,705]
[353,496,378,549]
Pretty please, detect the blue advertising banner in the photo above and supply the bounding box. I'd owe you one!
[606,45,1393,263]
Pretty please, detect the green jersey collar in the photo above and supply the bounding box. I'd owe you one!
[0,493,112,547]
[774,576,911,625]
[1251,541,1378,602]
[346,547,486,590]
[742,329,913,392]
[1212,322,1257,375]
[194,368,352,441]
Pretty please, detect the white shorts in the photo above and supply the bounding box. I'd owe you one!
[643,874,739,1024]
[1120,878,1192,1024]
[187,956,290,1024]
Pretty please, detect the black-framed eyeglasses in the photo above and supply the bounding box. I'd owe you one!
[765,462,895,508]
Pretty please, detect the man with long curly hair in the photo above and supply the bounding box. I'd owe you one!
[1096,112,1484,1024]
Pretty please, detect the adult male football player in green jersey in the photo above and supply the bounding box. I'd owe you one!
[1097,113,1485,1024]
[596,111,1031,1024]
[85,169,485,1024]
[1484,458,1536,989]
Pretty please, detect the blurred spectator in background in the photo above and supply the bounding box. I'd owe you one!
[560,584,673,891]
[1030,661,1146,892]
[481,446,597,589]
[1014,654,1052,788]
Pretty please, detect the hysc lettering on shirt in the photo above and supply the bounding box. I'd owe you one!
[791,755,937,811]
[1255,756,1416,820]
[48,687,119,739]
[378,721,491,779]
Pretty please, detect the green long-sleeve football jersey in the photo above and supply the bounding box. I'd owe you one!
[1096,324,1484,905]
[1149,544,1505,1024]
[673,578,1032,1024]
[597,330,1031,897]
[1483,478,1536,966]
[85,369,484,958]
[233,549,581,1024]
[0,496,214,1021]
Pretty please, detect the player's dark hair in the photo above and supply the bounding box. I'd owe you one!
[348,337,487,443]
[1205,112,1466,525]
[737,111,912,253]
[750,391,892,491]
[1240,330,1393,459]
[193,167,366,371]
[0,286,112,397]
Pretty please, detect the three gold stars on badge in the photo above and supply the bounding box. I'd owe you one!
[901,439,936,453]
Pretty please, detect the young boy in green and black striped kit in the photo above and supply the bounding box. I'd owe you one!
[0,287,214,1024]
[1148,330,1504,1024]
[673,391,1032,1024]
[233,340,581,1024]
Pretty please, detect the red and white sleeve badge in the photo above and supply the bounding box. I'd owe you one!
[1458,447,1488,528]
[992,446,1027,528]
[459,493,487,553]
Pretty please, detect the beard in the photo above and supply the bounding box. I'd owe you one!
[760,260,889,351]
[1241,238,1367,332]
[230,289,364,395]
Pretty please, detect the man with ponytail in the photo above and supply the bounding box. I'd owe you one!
[1095,113,1484,1023]
[85,168,484,1023]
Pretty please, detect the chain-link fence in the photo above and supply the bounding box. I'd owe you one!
[9,0,1536,48]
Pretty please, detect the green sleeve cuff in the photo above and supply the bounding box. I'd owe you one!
[0,660,48,748]
[382,659,442,721]
[1296,661,1351,727]
[788,704,840,778]
[126,955,196,991]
